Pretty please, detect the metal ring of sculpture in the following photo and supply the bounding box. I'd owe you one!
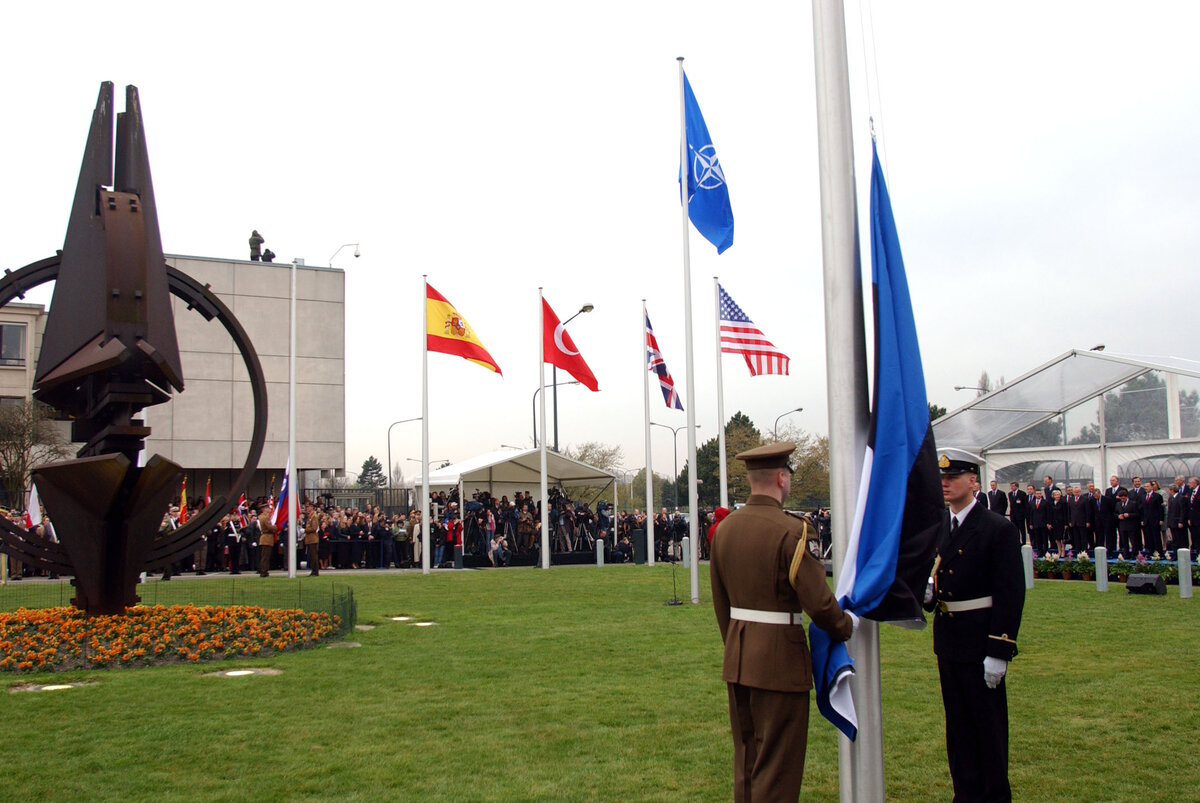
[0,254,269,573]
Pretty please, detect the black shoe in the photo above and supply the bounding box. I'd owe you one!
[308,571,319,577]
[230,570,241,574]
[196,571,207,576]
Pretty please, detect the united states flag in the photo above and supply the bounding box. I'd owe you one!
[645,311,683,410]
[718,284,790,376]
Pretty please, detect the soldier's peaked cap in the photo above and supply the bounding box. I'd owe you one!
[938,447,982,475]
[735,442,795,471]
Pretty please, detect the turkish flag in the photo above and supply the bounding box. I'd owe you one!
[543,298,599,391]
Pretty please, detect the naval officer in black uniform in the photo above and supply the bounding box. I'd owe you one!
[924,448,1024,802]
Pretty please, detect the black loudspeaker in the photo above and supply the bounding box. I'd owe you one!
[1126,574,1167,595]
[632,529,646,565]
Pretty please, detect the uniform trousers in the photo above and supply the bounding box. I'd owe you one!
[937,656,1011,803]
[728,683,809,803]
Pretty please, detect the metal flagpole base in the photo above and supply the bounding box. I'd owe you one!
[665,559,684,606]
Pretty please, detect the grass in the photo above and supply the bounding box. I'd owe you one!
[2,567,1198,801]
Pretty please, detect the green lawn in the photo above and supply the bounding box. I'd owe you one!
[3,567,1197,801]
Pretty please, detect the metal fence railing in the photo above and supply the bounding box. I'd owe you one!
[0,579,357,636]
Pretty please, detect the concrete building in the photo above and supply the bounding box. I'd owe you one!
[0,301,46,406]
[0,255,346,507]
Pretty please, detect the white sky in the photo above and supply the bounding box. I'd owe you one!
[3,2,1198,481]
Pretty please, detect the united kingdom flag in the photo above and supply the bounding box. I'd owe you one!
[645,310,683,410]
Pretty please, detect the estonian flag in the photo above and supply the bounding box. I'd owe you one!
[808,142,943,740]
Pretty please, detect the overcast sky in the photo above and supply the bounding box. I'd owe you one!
[4,2,1198,481]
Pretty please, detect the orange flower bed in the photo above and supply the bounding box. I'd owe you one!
[0,604,341,672]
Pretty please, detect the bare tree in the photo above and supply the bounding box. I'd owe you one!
[0,400,72,508]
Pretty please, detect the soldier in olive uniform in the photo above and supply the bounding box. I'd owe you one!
[924,448,1024,802]
[711,442,857,802]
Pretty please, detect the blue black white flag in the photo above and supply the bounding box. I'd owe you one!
[808,142,943,740]
[680,72,734,254]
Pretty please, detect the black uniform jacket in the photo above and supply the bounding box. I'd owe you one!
[924,503,1024,663]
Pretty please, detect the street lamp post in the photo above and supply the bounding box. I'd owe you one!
[651,422,699,510]
[532,381,581,447]
[774,407,805,438]
[552,304,593,452]
[387,417,421,508]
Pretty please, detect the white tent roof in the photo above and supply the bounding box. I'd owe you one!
[406,448,615,493]
[932,349,1200,452]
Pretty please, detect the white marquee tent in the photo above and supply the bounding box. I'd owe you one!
[932,349,1200,484]
[405,448,615,501]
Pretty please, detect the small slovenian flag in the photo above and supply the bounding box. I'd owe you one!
[271,461,290,530]
[808,142,942,740]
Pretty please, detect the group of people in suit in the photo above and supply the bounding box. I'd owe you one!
[980,473,1200,557]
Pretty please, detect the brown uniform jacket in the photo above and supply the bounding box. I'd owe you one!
[303,514,320,546]
[710,495,853,693]
[258,512,277,547]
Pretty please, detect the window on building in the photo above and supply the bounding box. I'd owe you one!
[0,324,25,366]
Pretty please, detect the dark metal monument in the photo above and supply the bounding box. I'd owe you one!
[0,83,268,615]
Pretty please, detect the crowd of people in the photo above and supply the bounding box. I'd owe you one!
[979,473,1200,559]
[5,487,836,578]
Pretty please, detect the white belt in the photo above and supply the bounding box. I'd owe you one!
[730,606,804,625]
[937,596,992,613]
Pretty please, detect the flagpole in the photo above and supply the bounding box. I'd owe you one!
[677,57,700,604]
[288,258,298,579]
[713,277,728,508]
[813,1,878,800]
[539,288,551,569]
[642,299,655,567]
[421,275,431,575]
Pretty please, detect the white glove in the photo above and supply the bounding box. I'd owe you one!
[983,656,1007,689]
[923,577,934,605]
[848,612,860,634]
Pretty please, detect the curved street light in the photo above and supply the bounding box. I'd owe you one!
[532,381,581,447]
[773,406,804,438]
[651,422,700,510]
[551,303,594,452]
[387,417,422,501]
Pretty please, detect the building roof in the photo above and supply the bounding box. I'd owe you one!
[932,349,1200,453]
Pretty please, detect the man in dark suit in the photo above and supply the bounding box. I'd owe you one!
[1042,475,1056,501]
[1130,477,1148,552]
[1166,483,1186,557]
[1100,476,1123,554]
[1116,489,1141,556]
[1187,477,1200,553]
[1008,482,1028,544]
[988,480,1008,517]
[710,442,856,802]
[925,448,1024,803]
[1141,481,1164,554]
[1068,486,1095,553]
[1027,488,1049,554]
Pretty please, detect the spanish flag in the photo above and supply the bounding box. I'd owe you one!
[179,476,189,524]
[426,283,502,375]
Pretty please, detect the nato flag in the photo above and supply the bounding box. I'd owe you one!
[808,142,942,740]
[681,72,734,254]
